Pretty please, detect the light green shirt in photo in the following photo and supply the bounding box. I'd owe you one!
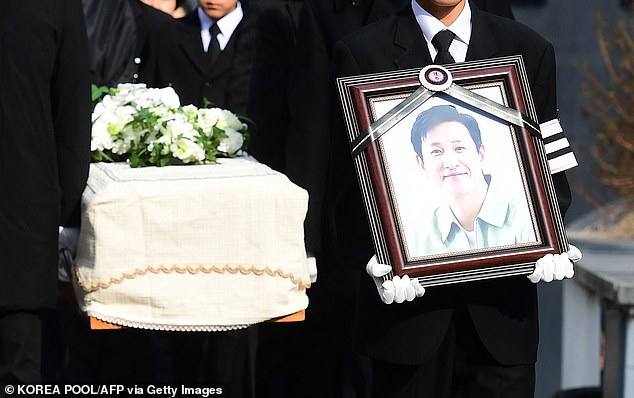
[407,177,538,258]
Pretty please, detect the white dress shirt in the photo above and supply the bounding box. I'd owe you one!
[411,0,472,63]
[198,2,244,52]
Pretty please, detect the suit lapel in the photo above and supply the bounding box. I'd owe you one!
[393,7,432,69]
[465,5,498,61]
[177,12,210,76]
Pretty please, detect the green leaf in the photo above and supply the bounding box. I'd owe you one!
[91,84,110,102]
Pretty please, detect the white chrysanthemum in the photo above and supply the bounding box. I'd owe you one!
[113,105,136,124]
[215,109,245,131]
[217,128,244,155]
[113,83,148,108]
[116,83,147,93]
[181,105,199,125]
[107,125,139,155]
[170,137,205,163]
[91,118,115,152]
[158,87,181,109]
[111,139,130,155]
[155,134,173,155]
[196,108,222,135]
[148,105,171,118]
[133,90,158,109]
[163,114,196,141]
[90,105,135,152]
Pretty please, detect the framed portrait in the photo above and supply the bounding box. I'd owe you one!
[336,55,568,286]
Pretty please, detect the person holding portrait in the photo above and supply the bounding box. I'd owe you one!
[325,0,581,396]
[407,104,536,257]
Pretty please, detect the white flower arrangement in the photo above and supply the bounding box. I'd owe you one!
[91,83,248,167]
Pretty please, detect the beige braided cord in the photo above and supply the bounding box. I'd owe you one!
[74,263,312,293]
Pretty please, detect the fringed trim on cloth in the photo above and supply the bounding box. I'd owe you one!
[88,311,252,332]
[74,263,312,293]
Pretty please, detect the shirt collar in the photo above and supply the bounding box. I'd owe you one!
[476,176,511,228]
[197,2,243,36]
[434,175,508,243]
[411,0,471,47]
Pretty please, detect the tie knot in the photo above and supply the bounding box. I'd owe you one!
[431,30,455,64]
[209,23,220,37]
[432,30,455,52]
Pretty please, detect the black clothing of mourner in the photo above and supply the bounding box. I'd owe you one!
[0,0,91,384]
[140,2,259,114]
[81,0,175,87]
[247,0,304,173]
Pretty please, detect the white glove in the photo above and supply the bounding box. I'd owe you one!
[528,244,582,283]
[366,255,425,304]
[307,256,317,283]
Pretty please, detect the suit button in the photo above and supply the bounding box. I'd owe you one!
[205,82,211,87]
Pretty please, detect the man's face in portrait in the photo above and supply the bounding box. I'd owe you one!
[198,0,238,20]
[417,121,486,197]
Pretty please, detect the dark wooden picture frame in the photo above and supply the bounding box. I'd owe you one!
[336,56,568,286]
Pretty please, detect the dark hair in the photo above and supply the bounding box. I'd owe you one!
[410,105,482,159]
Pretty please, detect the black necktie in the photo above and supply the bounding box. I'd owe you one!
[208,23,221,63]
[432,30,456,65]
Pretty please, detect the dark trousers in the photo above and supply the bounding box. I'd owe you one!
[255,266,371,398]
[162,327,257,398]
[0,311,42,386]
[371,308,535,398]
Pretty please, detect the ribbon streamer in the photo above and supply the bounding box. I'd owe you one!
[350,86,434,157]
[351,66,540,158]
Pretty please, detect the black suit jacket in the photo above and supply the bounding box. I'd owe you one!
[0,0,92,310]
[140,4,258,114]
[246,0,304,173]
[328,2,571,366]
[82,0,173,86]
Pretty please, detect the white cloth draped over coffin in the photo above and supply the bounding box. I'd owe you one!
[72,156,311,331]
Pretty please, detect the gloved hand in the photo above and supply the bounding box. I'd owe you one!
[58,227,80,283]
[307,256,317,284]
[58,226,80,257]
[528,244,582,283]
[366,255,425,304]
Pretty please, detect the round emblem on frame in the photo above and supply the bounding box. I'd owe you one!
[419,64,453,92]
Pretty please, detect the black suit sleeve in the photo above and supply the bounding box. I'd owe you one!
[529,42,572,218]
[247,3,298,172]
[285,1,334,255]
[321,40,375,269]
[54,0,93,225]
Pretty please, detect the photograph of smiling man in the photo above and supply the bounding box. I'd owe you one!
[400,104,537,258]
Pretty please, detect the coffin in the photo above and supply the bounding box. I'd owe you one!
[72,156,311,331]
